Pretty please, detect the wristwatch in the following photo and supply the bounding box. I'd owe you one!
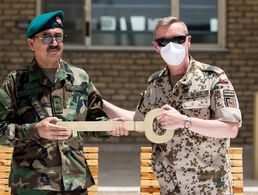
[184,117,192,129]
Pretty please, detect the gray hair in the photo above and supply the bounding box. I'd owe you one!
[153,16,189,38]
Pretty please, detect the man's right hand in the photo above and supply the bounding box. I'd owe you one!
[35,117,70,140]
[110,118,129,137]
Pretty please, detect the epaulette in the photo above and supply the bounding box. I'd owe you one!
[195,60,224,76]
[147,69,167,83]
[61,59,75,67]
[6,63,30,80]
[61,59,85,74]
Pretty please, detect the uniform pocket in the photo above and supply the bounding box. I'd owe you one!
[182,98,210,109]
[66,136,81,150]
[181,90,211,119]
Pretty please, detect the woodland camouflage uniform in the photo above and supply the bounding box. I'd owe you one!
[134,56,242,195]
[0,59,109,193]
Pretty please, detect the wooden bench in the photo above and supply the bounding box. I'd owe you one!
[140,147,243,195]
[0,146,98,195]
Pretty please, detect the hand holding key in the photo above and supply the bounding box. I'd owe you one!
[56,108,175,143]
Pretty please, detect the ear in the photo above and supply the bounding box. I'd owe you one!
[27,38,35,51]
[186,35,191,48]
[152,40,160,54]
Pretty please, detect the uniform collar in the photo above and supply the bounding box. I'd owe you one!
[27,59,69,84]
[156,56,196,85]
[179,55,197,85]
[151,56,198,92]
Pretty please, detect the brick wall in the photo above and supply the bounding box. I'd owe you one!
[0,0,258,144]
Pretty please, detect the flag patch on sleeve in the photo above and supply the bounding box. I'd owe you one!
[223,90,237,107]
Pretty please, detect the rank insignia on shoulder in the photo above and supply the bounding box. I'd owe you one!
[223,90,237,107]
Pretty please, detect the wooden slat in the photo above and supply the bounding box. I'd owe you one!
[0,172,10,178]
[0,192,11,195]
[141,153,152,160]
[0,146,99,194]
[229,154,242,160]
[141,167,153,173]
[0,186,10,191]
[230,160,243,167]
[140,187,160,193]
[141,173,156,180]
[86,160,98,165]
[0,154,12,160]
[141,147,152,152]
[232,173,243,180]
[84,153,98,159]
[83,147,98,153]
[140,147,243,195]
[0,160,12,166]
[141,160,152,166]
[141,193,160,195]
[0,178,8,185]
[0,147,13,153]
[231,167,243,173]
[232,180,244,187]
[141,180,159,187]
[88,192,97,195]
[233,187,244,193]
[0,167,11,172]
[229,147,242,154]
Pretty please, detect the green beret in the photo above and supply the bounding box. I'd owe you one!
[25,10,64,38]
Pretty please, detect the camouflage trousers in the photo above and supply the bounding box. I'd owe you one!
[154,162,233,195]
[11,188,88,195]
[157,173,233,195]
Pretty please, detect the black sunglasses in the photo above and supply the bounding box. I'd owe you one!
[155,35,188,47]
[34,34,66,45]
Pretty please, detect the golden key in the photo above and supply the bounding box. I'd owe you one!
[57,108,174,144]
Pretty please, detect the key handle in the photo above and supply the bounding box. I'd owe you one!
[142,108,174,143]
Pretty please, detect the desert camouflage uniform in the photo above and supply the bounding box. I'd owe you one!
[0,59,109,193]
[134,57,242,195]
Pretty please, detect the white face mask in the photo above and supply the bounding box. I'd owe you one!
[160,42,186,67]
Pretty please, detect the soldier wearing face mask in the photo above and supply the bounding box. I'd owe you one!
[103,16,242,195]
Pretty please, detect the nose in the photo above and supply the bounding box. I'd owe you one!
[49,37,59,45]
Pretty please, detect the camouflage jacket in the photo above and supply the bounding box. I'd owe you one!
[134,57,242,194]
[0,59,109,191]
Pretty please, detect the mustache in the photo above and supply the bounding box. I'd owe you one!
[47,45,60,51]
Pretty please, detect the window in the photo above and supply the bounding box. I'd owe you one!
[38,0,226,50]
[91,0,170,47]
[39,0,85,45]
[178,0,226,49]
[180,0,218,44]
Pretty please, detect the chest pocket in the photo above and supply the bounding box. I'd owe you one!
[182,90,211,109]
[15,87,48,123]
[181,90,211,119]
[183,98,210,109]
[64,84,88,121]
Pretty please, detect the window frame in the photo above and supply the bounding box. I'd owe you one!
[37,0,226,51]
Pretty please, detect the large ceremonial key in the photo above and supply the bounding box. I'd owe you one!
[57,108,174,144]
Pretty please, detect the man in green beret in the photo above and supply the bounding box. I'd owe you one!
[0,10,127,195]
